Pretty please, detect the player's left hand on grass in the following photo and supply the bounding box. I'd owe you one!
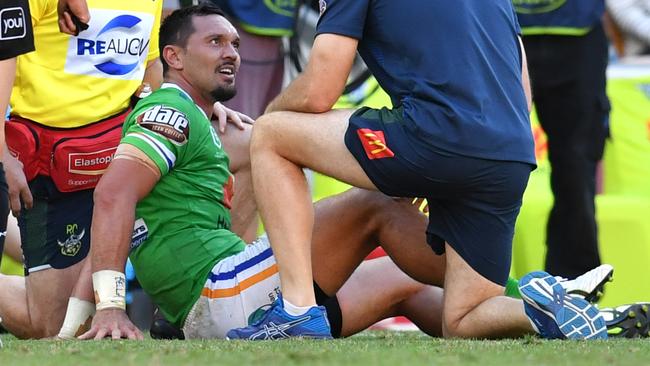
[212,102,254,134]
[78,309,144,340]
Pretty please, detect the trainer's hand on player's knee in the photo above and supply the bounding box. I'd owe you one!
[78,309,144,340]
[4,154,33,217]
[213,102,254,134]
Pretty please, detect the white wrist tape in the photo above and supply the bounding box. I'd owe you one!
[93,270,127,311]
[57,297,96,339]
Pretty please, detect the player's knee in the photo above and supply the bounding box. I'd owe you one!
[349,189,405,224]
[344,188,386,210]
[441,287,503,339]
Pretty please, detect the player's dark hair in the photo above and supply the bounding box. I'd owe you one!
[159,3,227,75]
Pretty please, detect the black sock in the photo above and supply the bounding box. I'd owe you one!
[313,280,343,338]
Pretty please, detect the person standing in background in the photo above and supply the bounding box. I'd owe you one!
[0,0,164,339]
[0,0,35,270]
[514,0,610,279]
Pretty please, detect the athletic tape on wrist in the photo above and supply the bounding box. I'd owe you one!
[93,270,127,311]
[57,297,96,339]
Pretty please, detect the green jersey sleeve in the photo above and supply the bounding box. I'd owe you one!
[121,103,192,176]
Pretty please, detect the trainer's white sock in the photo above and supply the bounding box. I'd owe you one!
[283,299,313,316]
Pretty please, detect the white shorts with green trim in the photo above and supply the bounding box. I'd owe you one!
[182,236,280,339]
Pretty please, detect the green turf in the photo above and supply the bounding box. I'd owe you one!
[0,331,647,366]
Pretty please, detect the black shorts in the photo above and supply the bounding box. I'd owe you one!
[19,176,92,274]
[344,107,533,285]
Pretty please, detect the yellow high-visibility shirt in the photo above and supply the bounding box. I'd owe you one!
[11,0,162,127]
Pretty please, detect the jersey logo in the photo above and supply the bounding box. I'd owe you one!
[0,7,27,40]
[131,218,149,249]
[264,0,295,17]
[248,316,313,340]
[513,0,567,14]
[137,105,190,145]
[69,147,116,175]
[65,9,154,80]
[77,15,148,75]
[58,225,85,257]
[356,128,395,160]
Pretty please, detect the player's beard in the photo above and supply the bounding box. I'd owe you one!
[211,85,237,103]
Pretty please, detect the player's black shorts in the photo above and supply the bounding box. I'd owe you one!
[344,106,534,285]
[19,176,92,275]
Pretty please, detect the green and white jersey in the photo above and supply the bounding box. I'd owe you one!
[122,83,246,327]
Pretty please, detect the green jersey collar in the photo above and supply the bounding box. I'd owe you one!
[160,82,210,120]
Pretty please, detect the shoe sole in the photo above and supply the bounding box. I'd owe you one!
[604,303,650,338]
[567,264,614,303]
[520,271,608,340]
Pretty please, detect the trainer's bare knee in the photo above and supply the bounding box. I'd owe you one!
[251,112,282,154]
[441,286,504,339]
[442,314,471,339]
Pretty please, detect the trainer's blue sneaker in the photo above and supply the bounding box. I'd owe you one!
[519,271,608,340]
[226,295,333,340]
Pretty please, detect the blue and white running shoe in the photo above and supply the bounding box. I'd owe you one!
[226,295,332,340]
[519,271,608,340]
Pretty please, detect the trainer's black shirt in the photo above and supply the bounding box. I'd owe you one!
[0,0,35,60]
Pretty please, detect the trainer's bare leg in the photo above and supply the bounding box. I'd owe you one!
[0,260,85,338]
[252,110,535,337]
[251,109,376,306]
[442,244,532,338]
[220,123,257,242]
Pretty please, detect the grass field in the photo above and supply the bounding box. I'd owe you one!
[1,331,649,366]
